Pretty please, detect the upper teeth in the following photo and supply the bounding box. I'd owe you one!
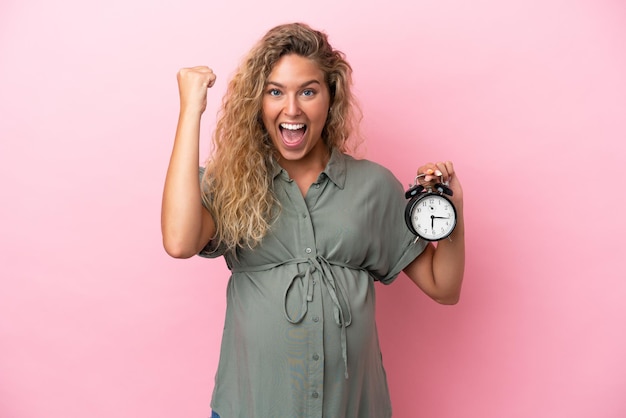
[281,123,305,130]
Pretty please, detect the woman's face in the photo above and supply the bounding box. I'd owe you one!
[261,54,331,168]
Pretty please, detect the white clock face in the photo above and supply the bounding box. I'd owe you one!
[411,195,456,240]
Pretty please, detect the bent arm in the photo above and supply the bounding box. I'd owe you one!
[161,111,216,258]
[402,161,465,304]
[161,67,217,258]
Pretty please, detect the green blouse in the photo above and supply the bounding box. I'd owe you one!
[200,150,427,418]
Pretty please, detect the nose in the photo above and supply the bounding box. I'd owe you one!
[284,95,302,116]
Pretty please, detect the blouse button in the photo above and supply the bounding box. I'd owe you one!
[305,247,312,254]
[312,353,320,361]
[312,315,320,322]
[312,391,319,398]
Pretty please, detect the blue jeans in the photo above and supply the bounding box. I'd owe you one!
[211,411,220,418]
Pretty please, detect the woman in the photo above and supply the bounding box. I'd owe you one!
[161,22,464,418]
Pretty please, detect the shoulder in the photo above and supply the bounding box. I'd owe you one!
[343,154,401,187]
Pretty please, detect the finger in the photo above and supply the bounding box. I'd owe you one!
[432,162,447,181]
[417,165,436,183]
[196,68,216,88]
[206,73,217,88]
[434,161,455,182]
[178,66,216,82]
[418,162,455,184]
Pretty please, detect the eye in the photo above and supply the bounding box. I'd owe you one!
[302,89,315,97]
[267,88,281,97]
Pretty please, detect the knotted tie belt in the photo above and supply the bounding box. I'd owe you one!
[231,255,364,379]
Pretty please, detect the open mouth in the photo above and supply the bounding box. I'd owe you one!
[279,123,307,146]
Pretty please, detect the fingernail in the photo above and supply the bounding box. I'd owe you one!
[435,170,442,176]
[424,175,433,182]
[426,169,434,175]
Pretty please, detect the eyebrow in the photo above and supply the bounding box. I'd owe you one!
[266,80,322,88]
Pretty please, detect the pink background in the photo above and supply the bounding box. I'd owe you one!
[1,0,625,417]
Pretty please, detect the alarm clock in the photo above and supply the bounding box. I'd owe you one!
[405,176,457,241]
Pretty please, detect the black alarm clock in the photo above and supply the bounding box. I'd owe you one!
[405,176,457,241]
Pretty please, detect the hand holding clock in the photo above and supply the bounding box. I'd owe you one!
[402,160,465,304]
[416,161,463,208]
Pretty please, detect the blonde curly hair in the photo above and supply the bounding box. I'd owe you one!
[202,22,361,252]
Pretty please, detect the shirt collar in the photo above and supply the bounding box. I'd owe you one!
[271,148,347,190]
[323,148,347,189]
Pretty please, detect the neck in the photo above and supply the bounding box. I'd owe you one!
[278,145,330,177]
[277,145,331,196]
